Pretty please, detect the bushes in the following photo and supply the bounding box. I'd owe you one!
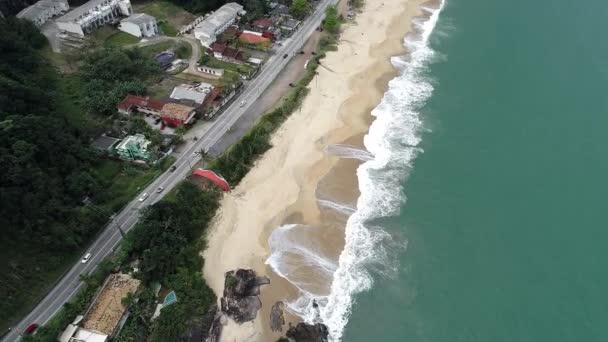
[80,47,160,115]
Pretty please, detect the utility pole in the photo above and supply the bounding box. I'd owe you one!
[83,197,126,237]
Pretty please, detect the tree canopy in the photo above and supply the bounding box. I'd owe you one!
[80,48,160,115]
[323,6,340,34]
[290,0,310,20]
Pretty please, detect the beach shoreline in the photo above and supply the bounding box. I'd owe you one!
[202,0,427,340]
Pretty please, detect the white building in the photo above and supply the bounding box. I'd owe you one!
[193,2,245,47]
[17,0,69,27]
[118,13,158,38]
[56,0,132,36]
[170,83,214,104]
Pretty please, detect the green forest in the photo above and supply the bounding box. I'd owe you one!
[0,17,160,329]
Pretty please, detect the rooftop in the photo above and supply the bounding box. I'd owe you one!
[116,134,150,153]
[117,95,166,112]
[281,18,300,30]
[170,84,213,104]
[121,12,155,25]
[240,31,269,44]
[194,2,245,37]
[57,0,129,23]
[82,273,140,336]
[91,135,120,151]
[17,0,68,21]
[161,103,196,121]
[252,18,273,28]
[209,42,227,53]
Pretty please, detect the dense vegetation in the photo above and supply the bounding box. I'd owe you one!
[0,18,101,328]
[80,47,160,115]
[0,18,162,331]
[23,182,220,342]
[290,0,310,19]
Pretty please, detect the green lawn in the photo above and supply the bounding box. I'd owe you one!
[105,32,140,47]
[139,1,194,36]
[139,1,182,19]
[92,157,175,213]
[139,41,175,57]
[159,22,177,37]
[199,54,254,75]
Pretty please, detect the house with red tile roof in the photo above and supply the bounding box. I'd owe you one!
[160,103,197,127]
[252,18,273,31]
[239,30,270,44]
[117,95,166,116]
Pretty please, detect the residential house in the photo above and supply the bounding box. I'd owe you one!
[273,4,290,16]
[208,42,244,64]
[91,135,120,153]
[117,95,166,116]
[118,13,158,37]
[115,134,152,161]
[280,18,300,34]
[252,18,273,32]
[169,83,214,105]
[193,2,246,47]
[198,66,224,77]
[160,103,196,127]
[56,0,133,36]
[17,0,69,27]
[239,30,270,45]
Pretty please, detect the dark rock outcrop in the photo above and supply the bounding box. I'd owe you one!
[270,301,286,332]
[204,307,224,342]
[220,269,270,323]
[284,322,329,342]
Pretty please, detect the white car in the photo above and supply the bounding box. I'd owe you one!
[156,187,164,193]
[138,193,149,202]
[81,253,92,264]
[239,101,246,107]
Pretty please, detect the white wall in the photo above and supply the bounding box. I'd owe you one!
[118,21,141,37]
[57,21,84,36]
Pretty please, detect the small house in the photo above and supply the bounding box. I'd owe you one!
[118,13,158,38]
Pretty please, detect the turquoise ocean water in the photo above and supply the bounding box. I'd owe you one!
[339,0,608,341]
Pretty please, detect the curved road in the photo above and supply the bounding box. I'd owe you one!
[4,0,335,340]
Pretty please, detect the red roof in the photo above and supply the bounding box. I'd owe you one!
[117,95,165,112]
[223,47,242,60]
[253,18,273,28]
[239,32,270,44]
[203,88,221,106]
[209,42,227,54]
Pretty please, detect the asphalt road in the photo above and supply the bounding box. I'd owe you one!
[4,0,335,340]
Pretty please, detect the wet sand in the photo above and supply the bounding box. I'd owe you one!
[202,0,427,340]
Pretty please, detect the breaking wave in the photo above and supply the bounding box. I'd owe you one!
[319,2,446,339]
[266,1,446,340]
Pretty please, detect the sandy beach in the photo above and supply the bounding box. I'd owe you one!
[203,0,427,340]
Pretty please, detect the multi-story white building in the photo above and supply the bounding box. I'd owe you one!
[56,0,132,36]
[193,2,245,47]
[17,0,69,27]
[118,13,158,38]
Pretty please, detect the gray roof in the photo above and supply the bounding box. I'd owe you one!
[281,18,300,29]
[57,0,121,23]
[17,0,67,20]
[170,85,211,104]
[91,135,120,150]
[121,13,155,25]
[194,2,244,36]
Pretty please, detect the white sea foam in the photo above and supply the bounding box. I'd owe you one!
[317,199,357,216]
[266,224,338,294]
[325,144,374,161]
[317,2,447,340]
[265,2,446,339]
